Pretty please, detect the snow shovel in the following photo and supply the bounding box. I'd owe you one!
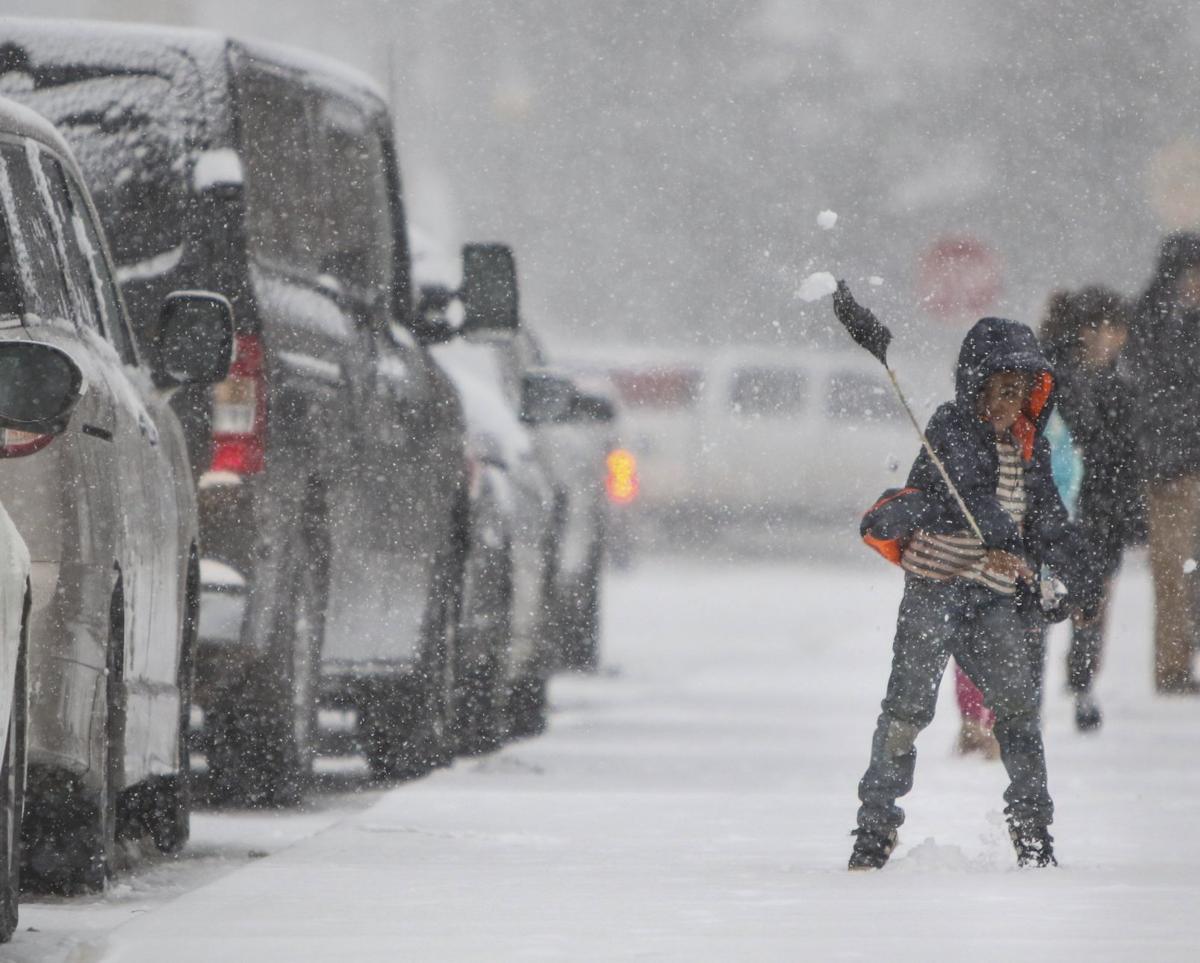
[829,280,987,544]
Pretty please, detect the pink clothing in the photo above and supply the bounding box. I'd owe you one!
[955,662,995,727]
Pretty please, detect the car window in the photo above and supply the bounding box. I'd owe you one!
[729,366,808,417]
[62,171,138,364]
[825,369,901,422]
[0,210,21,318]
[239,67,321,273]
[318,98,393,301]
[0,142,72,323]
[32,152,104,335]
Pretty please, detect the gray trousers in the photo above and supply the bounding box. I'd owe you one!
[856,576,1052,832]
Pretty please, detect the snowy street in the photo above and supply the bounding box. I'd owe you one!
[6,548,1200,962]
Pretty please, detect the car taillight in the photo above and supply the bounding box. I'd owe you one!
[210,333,266,475]
[0,428,55,458]
[606,448,638,506]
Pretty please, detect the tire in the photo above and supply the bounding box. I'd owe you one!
[150,555,198,853]
[361,680,430,782]
[206,539,323,807]
[0,607,28,942]
[506,673,548,740]
[559,543,603,673]
[452,548,511,756]
[362,541,460,781]
[24,583,123,894]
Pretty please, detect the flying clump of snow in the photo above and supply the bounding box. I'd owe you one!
[816,209,838,230]
[869,276,885,286]
[1184,558,1197,574]
[797,271,837,302]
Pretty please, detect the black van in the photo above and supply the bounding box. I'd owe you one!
[1,20,469,801]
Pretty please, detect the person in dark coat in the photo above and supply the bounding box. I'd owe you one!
[841,304,1100,871]
[1127,233,1200,693]
[1040,287,1144,728]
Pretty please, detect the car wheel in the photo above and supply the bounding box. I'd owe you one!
[559,542,603,672]
[206,538,323,807]
[150,556,198,853]
[453,545,511,756]
[506,673,548,740]
[22,585,123,893]
[0,606,28,941]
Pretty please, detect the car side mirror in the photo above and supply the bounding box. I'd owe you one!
[460,243,519,333]
[413,284,462,346]
[520,371,577,425]
[156,291,234,388]
[0,340,85,435]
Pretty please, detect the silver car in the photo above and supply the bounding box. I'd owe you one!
[0,497,28,942]
[0,336,86,937]
[0,97,231,892]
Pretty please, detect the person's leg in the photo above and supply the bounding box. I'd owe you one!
[856,579,956,835]
[1147,477,1200,691]
[954,663,999,757]
[955,598,1053,831]
[1068,579,1112,729]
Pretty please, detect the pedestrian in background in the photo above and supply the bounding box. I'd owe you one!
[1039,287,1143,726]
[1127,234,1200,694]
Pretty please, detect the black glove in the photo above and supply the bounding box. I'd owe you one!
[831,280,893,365]
[832,280,869,328]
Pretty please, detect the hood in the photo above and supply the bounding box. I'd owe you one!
[954,316,1056,460]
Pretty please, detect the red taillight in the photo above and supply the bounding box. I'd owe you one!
[0,428,55,458]
[210,333,266,475]
[605,448,638,506]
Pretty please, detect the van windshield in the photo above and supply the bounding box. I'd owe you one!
[0,67,196,276]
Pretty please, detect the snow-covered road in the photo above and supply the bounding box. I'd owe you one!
[5,551,1199,961]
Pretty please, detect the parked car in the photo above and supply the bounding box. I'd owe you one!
[2,20,469,797]
[0,337,83,934]
[0,494,29,942]
[0,95,231,891]
[534,369,618,670]
[449,243,617,725]
[428,326,556,748]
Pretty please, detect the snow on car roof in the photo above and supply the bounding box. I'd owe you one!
[0,93,84,170]
[2,15,387,113]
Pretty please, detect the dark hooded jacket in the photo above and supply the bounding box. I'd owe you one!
[905,318,1097,602]
[1128,232,1200,481]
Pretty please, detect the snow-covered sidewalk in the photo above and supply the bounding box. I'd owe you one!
[9,553,1200,961]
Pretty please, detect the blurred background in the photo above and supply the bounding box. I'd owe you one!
[9,0,1200,542]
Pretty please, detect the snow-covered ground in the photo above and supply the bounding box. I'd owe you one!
[5,548,1199,961]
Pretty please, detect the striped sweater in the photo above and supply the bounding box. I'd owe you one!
[901,439,1026,595]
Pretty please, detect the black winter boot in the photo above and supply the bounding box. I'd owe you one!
[848,827,897,871]
[1009,822,1056,868]
[1074,692,1102,732]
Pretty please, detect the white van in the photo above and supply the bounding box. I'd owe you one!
[581,346,914,527]
[698,348,914,521]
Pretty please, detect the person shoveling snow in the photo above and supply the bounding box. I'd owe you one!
[834,284,1102,871]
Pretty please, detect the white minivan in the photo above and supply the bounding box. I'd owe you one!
[592,346,914,527]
